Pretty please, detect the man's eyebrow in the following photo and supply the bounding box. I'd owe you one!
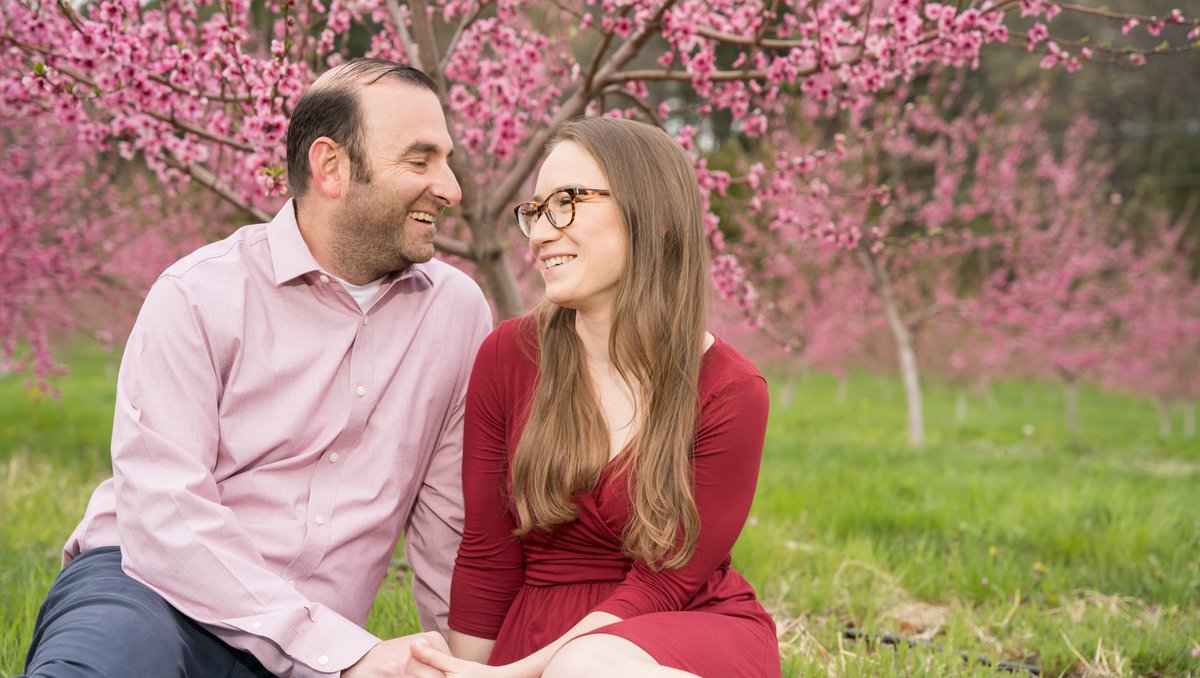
[402,141,454,158]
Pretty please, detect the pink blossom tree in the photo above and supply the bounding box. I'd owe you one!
[3,0,1196,388]
[965,113,1132,436]
[1104,211,1200,438]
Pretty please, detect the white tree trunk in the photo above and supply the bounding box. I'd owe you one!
[1181,401,1196,439]
[1063,377,1079,436]
[778,360,806,410]
[1153,396,1172,439]
[835,378,850,405]
[956,386,968,424]
[858,246,924,448]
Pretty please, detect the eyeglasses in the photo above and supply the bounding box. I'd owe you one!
[513,188,612,238]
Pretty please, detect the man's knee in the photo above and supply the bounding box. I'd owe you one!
[25,588,192,677]
[23,551,198,677]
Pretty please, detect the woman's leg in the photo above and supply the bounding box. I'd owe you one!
[543,634,699,678]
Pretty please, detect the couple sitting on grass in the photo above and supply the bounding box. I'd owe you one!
[20,59,780,678]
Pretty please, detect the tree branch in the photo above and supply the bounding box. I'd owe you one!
[434,233,473,259]
[162,153,271,223]
[484,1,680,220]
[386,0,423,68]
[440,2,489,72]
[1055,3,1198,25]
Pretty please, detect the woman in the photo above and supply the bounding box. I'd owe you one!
[412,117,780,677]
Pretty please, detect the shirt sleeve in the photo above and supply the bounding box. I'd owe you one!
[592,374,769,619]
[448,327,527,638]
[112,276,377,678]
[405,296,494,636]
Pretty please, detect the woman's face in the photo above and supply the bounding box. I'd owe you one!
[527,141,628,316]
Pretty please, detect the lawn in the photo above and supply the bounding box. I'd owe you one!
[2,345,1198,676]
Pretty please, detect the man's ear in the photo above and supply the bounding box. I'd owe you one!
[308,137,346,199]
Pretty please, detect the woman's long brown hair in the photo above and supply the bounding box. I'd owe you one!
[510,117,711,570]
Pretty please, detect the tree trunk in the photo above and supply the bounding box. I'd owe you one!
[1181,401,1196,439]
[956,386,968,424]
[1153,396,1172,439]
[1063,376,1079,436]
[779,361,806,410]
[473,245,526,321]
[858,245,924,448]
[835,377,850,405]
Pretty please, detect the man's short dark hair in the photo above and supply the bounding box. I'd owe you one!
[286,59,439,197]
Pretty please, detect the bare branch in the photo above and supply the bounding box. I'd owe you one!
[407,0,445,89]
[600,86,666,128]
[434,233,474,260]
[1010,31,1197,56]
[694,25,810,50]
[603,67,773,83]
[386,0,423,68]
[1055,3,1199,25]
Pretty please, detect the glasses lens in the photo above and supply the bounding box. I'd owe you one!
[549,191,574,230]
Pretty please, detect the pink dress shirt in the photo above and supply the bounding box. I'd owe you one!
[63,200,492,677]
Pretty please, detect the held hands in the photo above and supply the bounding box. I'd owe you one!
[408,638,506,678]
[342,632,451,678]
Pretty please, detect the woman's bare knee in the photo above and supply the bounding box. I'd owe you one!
[543,634,685,678]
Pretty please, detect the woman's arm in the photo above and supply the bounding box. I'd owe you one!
[448,327,526,643]
[414,612,622,678]
[449,631,495,664]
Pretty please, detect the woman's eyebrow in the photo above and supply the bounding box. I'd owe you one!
[531,184,584,202]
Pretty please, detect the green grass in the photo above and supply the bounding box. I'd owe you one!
[2,348,1198,677]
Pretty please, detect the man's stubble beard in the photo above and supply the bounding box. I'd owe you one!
[330,182,434,283]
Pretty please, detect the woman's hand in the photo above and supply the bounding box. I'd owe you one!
[408,638,508,678]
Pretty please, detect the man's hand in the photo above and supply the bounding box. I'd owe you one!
[343,632,449,678]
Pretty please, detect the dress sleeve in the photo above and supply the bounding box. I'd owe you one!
[112,276,377,678]
[405,295,493,636]
[448,327,526,638]
[592,374,769,619]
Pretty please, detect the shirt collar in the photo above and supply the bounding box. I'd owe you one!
[267,199,435,288]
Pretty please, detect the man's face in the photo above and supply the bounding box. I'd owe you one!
[330,81,461,283]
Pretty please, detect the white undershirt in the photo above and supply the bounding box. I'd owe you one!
[337,276,384,312]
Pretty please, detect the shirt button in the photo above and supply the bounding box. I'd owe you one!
[252,621,262,630]
[363,316,369,325]
[288,580,296,587]
[319,274,330,283]
[355,385,366,397]
[329,452,340,463]
[314,514,325,525]
[318,656,329,666]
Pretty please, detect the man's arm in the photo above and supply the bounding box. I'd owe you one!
[112,276,377,677]
[404,295,493,635]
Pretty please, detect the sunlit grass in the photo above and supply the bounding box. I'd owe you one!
[2,348,1198,676]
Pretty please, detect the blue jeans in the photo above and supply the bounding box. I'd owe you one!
[21,547,274,677]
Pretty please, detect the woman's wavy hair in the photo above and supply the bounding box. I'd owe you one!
[511,117,710,570]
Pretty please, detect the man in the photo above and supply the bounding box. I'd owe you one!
[21,59,492,677]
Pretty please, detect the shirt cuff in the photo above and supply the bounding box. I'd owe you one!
[226,607,379,675]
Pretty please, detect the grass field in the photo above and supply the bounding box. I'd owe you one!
[2,344,1198,677]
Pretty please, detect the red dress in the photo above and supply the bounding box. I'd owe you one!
[449,319,781,677]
